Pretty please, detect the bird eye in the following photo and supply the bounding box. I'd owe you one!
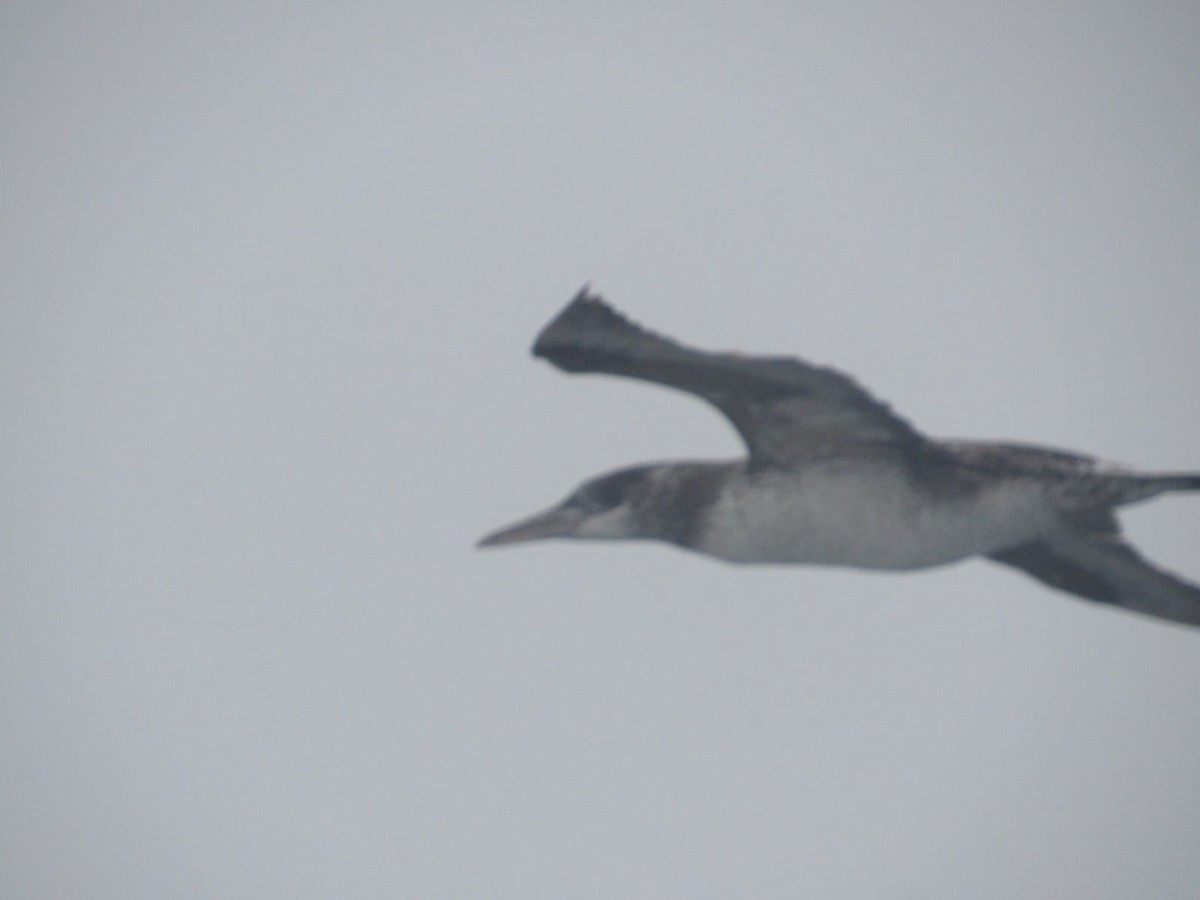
[583,468,644,510]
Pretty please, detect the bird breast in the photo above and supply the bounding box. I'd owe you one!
[694,462,1055,570]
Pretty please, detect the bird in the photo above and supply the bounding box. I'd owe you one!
[478,287,1200,629]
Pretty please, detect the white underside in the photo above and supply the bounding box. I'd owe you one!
[694,464,1059,570]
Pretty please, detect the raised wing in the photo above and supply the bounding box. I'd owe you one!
[532,287,927,467]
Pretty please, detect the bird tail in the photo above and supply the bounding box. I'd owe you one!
[1147,473,1200,493]
[1110,472,1200,508]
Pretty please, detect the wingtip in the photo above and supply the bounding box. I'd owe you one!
[532,284,625,357]
[566,282,612,312]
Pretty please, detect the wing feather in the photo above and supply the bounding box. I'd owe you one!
[989,518,1200,627]
[533,288,926,466]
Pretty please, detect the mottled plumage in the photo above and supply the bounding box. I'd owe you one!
[480,288,1200,628]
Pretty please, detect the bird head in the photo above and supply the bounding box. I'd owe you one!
[477,466,657,547]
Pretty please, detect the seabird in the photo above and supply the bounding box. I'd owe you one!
[479,288,1200,628]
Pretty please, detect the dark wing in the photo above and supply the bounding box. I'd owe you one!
[532,287,926,467]
[989,513,1200,628]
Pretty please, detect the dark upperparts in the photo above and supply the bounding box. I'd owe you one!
[531,287,928,470]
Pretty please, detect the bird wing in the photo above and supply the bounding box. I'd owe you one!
[989,514,1200,627]
[532,287,926,467]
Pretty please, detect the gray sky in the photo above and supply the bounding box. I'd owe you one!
[4,3,1200,898]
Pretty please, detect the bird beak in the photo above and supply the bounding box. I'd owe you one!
[477,504,583,547]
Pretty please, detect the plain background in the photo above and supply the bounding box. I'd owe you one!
[3,3,1199,898]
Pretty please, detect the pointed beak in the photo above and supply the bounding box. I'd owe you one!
[477,504,583,548]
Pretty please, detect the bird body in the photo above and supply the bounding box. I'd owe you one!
[694,455,1052,569]
[480,288,1200,628]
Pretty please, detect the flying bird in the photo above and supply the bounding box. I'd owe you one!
[479,288,1200,628]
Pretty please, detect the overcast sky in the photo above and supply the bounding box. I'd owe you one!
[4,3,1200,898]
